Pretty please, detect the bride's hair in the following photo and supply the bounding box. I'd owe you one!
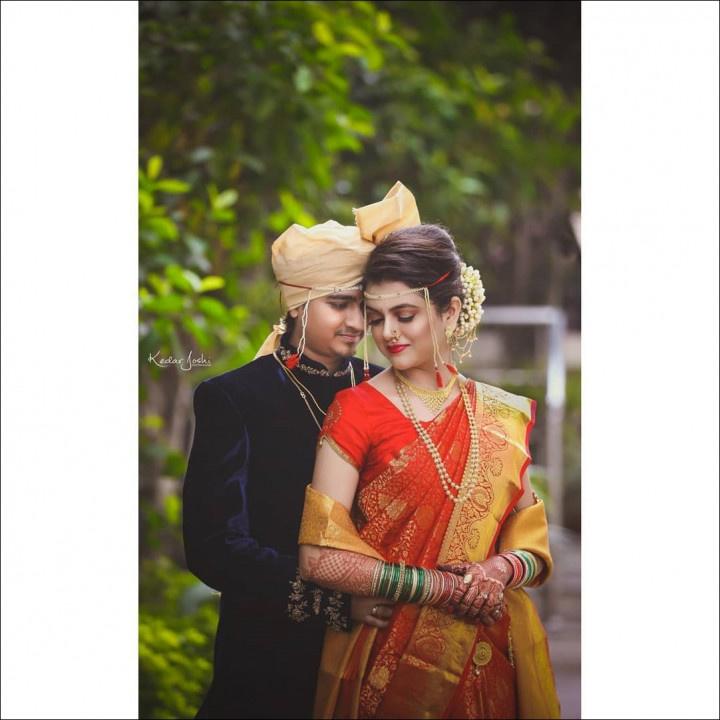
[363,224,464,312]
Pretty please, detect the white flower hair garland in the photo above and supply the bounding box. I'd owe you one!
[453,262,486,362]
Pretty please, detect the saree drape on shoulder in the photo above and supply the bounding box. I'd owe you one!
[299,380,561,719]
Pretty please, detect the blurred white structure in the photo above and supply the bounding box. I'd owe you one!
[469,306,570,628]
[472,305,567,529]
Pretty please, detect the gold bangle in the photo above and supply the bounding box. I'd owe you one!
[393,562,407,603]
[408,567,418,602]
[422,569,435,605]
[370,561,383,596]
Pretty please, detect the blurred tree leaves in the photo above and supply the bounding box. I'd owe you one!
[140,1,578,369]
[140,558,219,719]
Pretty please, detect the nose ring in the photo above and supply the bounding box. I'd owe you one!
[391,330,400,341]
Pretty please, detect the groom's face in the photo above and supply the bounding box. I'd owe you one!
[290,290,364,362]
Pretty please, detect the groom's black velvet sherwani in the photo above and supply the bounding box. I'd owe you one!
[183,338,381,718]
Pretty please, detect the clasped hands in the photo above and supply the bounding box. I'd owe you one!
[438,556,512,626]
[352,556,512,629]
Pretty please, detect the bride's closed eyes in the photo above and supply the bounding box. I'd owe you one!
[367,313,416,327]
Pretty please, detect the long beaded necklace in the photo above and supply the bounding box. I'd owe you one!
[395,371,480,504]
[395,370,458,414]
[273,350,356,431]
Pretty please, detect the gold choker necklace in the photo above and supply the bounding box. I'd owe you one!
[394,369,457,414]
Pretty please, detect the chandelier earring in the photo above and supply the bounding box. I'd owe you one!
[362,303,371,381]
[443,323,459,376]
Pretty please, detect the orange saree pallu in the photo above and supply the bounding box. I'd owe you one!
[299,381,561,719]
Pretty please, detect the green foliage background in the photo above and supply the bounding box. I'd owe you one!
[139,2,580,717]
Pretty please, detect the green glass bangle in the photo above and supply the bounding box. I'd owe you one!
[383,563,396,598]
[376,563,386,596]
[406,567,417,603]
[515,551,531,580]
[518,550,537,582]
[379,565,430,604]
[387,563,398,597]
[524,552,538,581]
[395,565,407,602]
[411,567,425,603]
[530,553,540,579]
[407,567,418,603]
[389,563,400,596]
[393,563,402,593]
[398,566,410,602]
[379,562,392,597]
[371,561,383,596]
[404,566,416,602]
[387,562,400,599]
[514,550,541,586]
[392,563,407,603]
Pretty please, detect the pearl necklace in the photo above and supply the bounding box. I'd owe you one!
[395,374,480,504]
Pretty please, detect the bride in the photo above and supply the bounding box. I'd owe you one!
[298,221,560,719]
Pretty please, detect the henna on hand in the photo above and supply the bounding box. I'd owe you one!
[474,579,504,623]
[437,559,508,622]
[304,548,379,596]
[484,555,514,587]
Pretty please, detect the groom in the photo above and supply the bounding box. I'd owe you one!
[182,183,420,718]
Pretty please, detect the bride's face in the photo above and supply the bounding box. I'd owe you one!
[364,280,448,373]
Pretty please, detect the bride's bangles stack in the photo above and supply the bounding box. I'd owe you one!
[370,560,467,608]
[499,550,542,589]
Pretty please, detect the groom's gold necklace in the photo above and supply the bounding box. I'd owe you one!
[272,351,356,431]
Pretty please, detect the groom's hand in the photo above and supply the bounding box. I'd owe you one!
[351,596,394,629]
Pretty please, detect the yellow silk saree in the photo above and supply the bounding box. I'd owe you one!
[300,380,561,719]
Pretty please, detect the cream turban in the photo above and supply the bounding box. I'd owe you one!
[254,181,420,358]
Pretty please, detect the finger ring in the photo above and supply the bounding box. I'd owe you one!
[492,608,502,617]
[371,606,379,617]
[463,573,473,585]
[480,592,488,600]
